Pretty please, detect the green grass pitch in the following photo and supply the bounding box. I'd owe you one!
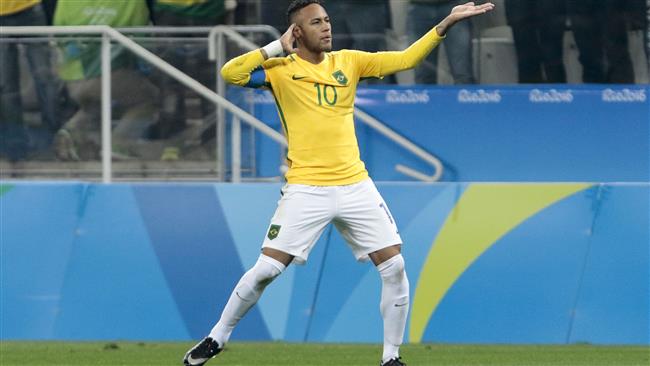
[1,342,648,365]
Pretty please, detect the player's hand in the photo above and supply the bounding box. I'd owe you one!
[448,2,495,23]
[280,23,299,54]
[434,2,494,36]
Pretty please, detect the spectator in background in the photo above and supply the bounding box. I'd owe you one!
[0,0,64,160]
[154,0,236,29]
[626,0,649,77]
[40,0,56,24]
[408,0,475,84]
[326,0,391,52]
[53,0,160,161]
[505,0,567,83]
[326,0,395,83]
[150,0,237,145]
[647,0,650,73]
[260,0,292,36]
[567,0,636,83]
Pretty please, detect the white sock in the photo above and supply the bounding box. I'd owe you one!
[377,254,409,363]
[208,255,286,346]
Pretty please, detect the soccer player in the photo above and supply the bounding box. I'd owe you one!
[183,1,494,365]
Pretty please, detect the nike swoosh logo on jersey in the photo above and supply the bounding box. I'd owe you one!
[394,302,408,307]
[292,75,307,80]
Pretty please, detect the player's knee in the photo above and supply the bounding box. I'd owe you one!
[378,254,406,282]
[236,257,285,302]
[253,254,286,287]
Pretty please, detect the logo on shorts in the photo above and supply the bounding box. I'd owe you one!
[267,224,281,240]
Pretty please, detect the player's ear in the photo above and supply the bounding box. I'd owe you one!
[293,24,302,39]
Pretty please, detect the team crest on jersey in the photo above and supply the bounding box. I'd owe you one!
[267,224,281,240]
[332,70,348,85]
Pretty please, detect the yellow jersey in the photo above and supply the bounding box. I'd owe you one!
[0,0,40,16]
[222,27,444,186]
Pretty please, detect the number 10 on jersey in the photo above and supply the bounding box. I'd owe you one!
[314,83,338,106]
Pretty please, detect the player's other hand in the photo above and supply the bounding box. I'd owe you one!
[448,2,495,23]
[281,23,299,54]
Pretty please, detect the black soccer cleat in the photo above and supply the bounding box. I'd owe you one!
[183,337,222,366]
[381,357,407,366]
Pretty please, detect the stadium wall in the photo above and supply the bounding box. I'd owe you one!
[1,182,648,344]
[234,85,649,182]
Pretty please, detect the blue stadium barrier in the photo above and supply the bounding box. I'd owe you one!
[232,85,649,182]
[1,182,648,344]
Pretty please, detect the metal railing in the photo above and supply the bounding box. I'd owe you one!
[1,25,287,183]
[208,25,282,182]
[123,25,283,182]
[354,109,444,182]
[120,25,283,183]
[1,25,444,182]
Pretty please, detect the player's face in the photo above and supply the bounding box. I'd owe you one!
[294,4,332,53]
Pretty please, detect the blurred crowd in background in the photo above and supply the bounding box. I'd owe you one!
[1,0,649,164]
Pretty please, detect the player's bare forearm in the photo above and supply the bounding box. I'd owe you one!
[435,2,495,36]
[434,17,455,37]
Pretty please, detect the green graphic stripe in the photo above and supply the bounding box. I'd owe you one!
[409,183,593,343]
[0,184,14,197]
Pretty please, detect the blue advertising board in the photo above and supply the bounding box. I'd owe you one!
[1,182,647,344]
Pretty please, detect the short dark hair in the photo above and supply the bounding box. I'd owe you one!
[287,0,324,25]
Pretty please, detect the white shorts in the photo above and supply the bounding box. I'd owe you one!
[262,178,402,264]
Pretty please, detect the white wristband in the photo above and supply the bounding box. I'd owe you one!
[262,40,284,57]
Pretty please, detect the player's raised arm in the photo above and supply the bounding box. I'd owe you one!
[220,24,298,87]
[355,1,495,78]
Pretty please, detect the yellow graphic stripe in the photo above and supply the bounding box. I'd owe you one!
[409,183,592,343]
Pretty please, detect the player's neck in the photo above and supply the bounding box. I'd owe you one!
[296,48,325,65]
